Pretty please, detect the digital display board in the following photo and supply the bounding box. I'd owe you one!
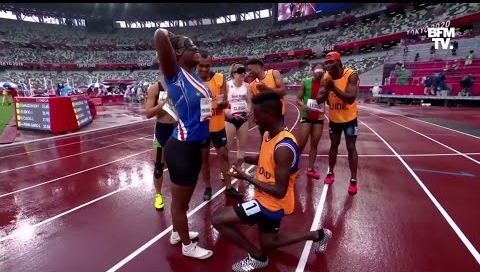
[277,3,353,22]
[15,101,52,131]
[72,99,92,127]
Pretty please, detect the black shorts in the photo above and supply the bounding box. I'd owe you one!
[233,199,285,233]
[300,118,324,125]
[164,137,203,186]
[259,114,285,137]
[153,122,176,147]
[202,128,227,150]
[329,118,358,138]
[226,113,248,130]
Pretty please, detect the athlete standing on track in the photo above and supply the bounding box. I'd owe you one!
[225,63,252,171]
[145,74,177,209]
[296,63,326,180]
[247,58,287,140]
[211,91,332,272]
[316,52,359,195]
[154,28,213,259]
[197,50,243,200]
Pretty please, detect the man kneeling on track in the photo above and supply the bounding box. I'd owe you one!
[211,91,332,272]
[145,74,177,209]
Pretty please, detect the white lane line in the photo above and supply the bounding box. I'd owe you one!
[0,135,151,174]
[360,119,480,265]
[359,105,480,140]
[295,183,329,272]
[105,165,256,272]
[365,111,480,165]
[217,151,480,157]
[105,101,301,272]
[0,125,152,160]
[0,150,150,199]
[0,184,134,243]
[0,119,153,149]
[0,123,260,198]
[0,120,263,242]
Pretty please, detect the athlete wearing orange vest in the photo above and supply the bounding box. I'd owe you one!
[246,58,287,139]
[211,91,332,272]
[316,52,359,195]
[197,50,243,200]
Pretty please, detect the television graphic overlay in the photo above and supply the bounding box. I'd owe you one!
[277,3,353,22]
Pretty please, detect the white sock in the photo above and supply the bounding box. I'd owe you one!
[182,241,193,249]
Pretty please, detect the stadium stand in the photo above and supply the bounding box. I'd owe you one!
[0,3,479,99]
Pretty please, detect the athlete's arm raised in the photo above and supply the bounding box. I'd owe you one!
[145,84,164,119]
[245,144,294,199]
[331,73,359,105]
[153,28,177,79]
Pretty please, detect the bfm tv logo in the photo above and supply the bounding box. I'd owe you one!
[427,27,456,50]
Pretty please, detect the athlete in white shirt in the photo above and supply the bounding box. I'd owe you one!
[225,63,252,170]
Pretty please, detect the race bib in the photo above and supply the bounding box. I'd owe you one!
[200,97,213,122]
[230,101,248,114]
[307,99,324,112]
[241,200,261,216]
[158,91,168,102]
[162,103,178,121]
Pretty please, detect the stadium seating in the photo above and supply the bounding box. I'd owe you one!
[0,3,479,92]
[384,35,480,95]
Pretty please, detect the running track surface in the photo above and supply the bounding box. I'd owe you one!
[1,96,479,272]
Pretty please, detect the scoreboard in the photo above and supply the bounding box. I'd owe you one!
[72,99,93,127]
[16,101,51,131]
[14,96,94,133]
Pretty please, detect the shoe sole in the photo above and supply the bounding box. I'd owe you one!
[184,250,213,259]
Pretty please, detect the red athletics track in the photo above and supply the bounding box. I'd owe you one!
[1,96,479,272]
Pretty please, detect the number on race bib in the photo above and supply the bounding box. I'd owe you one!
[158,91,168,102]
[241,200,261,216]
[200,98,213,122]
[230,101,248,114]
[306,99,324,112]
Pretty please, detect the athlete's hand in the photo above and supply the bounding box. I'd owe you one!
[256,83,269,92]
[301,104,310,112]
[225,109,233,119]
[325,79,335,90]
[227,165,251,180]
[233,113,246,120]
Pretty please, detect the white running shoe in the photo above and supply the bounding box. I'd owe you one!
[169,231,199,245]
[182,241,213,259]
